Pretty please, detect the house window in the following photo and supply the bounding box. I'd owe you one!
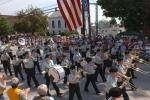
[59,31,61,34]
[53,31,55,34]
[58,20,61,28]
[65,22,67,28]
[52,21,55,28]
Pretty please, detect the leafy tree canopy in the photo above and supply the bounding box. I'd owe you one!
[14,7,48,35]
[97,0,150,33]
[0,17,12,36]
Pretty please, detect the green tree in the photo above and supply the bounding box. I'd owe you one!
[0,17,12,36]
[14,7,48,35]
[97,0,150,34]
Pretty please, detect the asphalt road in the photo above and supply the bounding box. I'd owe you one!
[4,62,150,100]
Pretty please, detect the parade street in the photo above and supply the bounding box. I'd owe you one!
[4,62,150,100]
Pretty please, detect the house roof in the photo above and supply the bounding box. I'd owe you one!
[49,11,62,18]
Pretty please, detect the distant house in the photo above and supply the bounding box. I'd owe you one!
[99,26,125,36]
[0,15,17,25]
[48,11,68,35]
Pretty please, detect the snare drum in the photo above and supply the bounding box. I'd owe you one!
[48,65,65,83]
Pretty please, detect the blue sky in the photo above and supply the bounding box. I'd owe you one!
[0,0,109,23]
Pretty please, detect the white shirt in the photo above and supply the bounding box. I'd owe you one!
[106,75,118,92]
[94,53,103,64]
[23,58,34,69]
[84,62,96,75]
[73,52,81,63]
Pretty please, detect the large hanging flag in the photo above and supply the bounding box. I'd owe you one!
[57,0,82,32]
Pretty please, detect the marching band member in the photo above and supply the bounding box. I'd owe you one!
[80,43,87,58]
[86,48,91,58]
[1,50,12,76]
[94,49,106,82]
[103,49,113,75]
[83,57,102,95]
[123,51,136,90]
[106,68,129,100]
[61,54,71,84]
[42,54,62,96]
[23,51,39,87]
[68,66,83,100]
[32,49,42,74]
[12,55,24,81]
[73,48,82,68]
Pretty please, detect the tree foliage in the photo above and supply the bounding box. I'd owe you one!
[0,17,12,36]
[97,0,150,33]
[14,7,48,35]
[61,31,78,36]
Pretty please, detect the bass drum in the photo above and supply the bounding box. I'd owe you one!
[48,65,65,83]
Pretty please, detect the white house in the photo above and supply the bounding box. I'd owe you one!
[99,26,125,36]
[48,11,68,35]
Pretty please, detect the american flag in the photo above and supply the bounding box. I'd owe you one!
[57,0,82,32]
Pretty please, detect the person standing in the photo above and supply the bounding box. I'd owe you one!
[12,55,24,81]
[83,57,102,95]
[32,49,42,74]
[7,77,30,100]
[68,66,83,100]
[23,51,39,87]
[33,84,54,100]
[94,49,106,82]
[42,54,62,96]
[0,72,7,100]
[1,51,12,76]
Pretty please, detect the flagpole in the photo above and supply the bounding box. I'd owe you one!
[87,0,91,40]
[82,0,86,38]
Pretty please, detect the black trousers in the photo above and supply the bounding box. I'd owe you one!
[69,83,83,100]
[1,60,12,76]
[81,51,86,58]
[24,67,39,87]
[122,87,130,100]
[103,59,112,75]
[34,61,41,73]
[45,72,60,95]
[126,68,135,90]
[95,63,106,82]
[13,64,24,80]
[84,74,100,93]
[63,67,70,84]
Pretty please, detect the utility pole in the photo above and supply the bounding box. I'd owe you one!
[95,3,98,37]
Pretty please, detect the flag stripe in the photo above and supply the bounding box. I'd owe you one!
[74,0,82,24]
[63,0,77,28]
[57,0,73,31]
[67,0,79,27]
[72,0,82,26]
[57,0,82,32]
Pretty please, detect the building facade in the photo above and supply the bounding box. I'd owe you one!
[48,11,68,35]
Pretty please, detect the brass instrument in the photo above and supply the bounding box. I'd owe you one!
[117,72,137,90]
[123,56,149,75]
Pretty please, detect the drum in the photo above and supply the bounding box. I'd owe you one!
[48,65,65,83]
